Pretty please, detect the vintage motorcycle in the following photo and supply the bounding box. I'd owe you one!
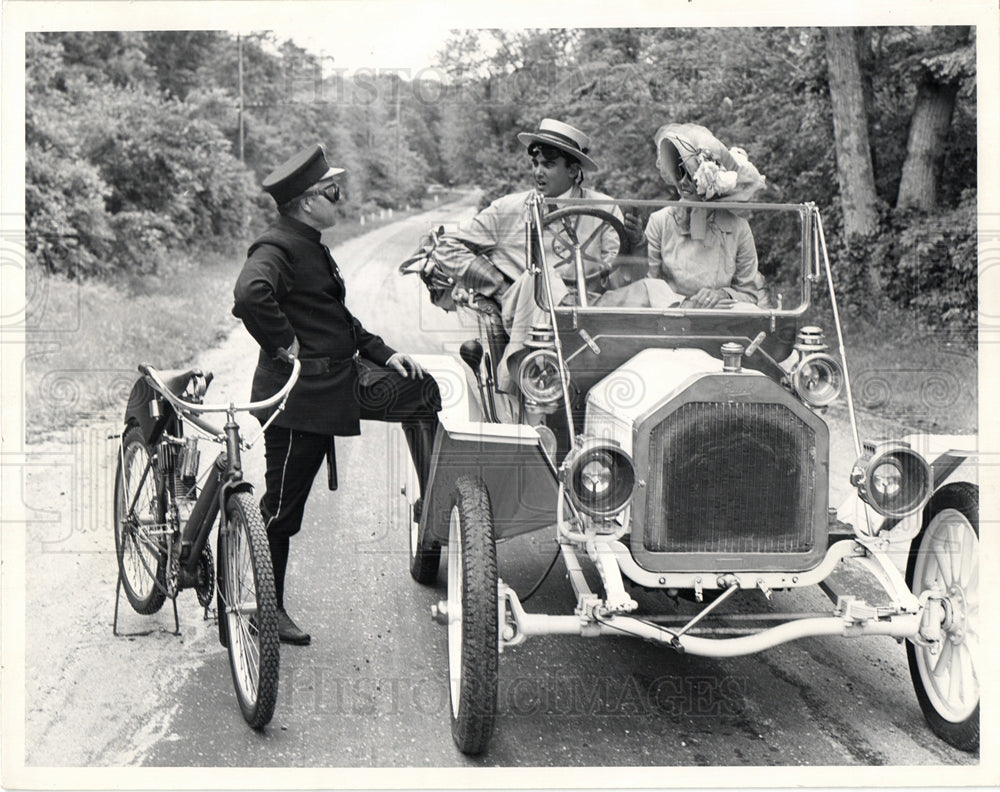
[113,359,300,728]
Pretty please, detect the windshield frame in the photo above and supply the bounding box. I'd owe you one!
[527,197,816,318]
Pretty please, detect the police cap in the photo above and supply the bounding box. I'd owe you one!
[262,144,345,206]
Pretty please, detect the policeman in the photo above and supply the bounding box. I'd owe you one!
[233,144,440,645]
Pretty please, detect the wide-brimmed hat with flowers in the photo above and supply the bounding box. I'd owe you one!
[654,123,765,202]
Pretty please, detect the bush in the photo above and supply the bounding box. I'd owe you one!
[26,34,256,280]
[889,190,977,329]
[826,190,977,336]
[106,211,178,275]
[25,144,114,277]
[84,90,255,251]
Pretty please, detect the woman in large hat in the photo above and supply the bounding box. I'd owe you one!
[644,123,771,309]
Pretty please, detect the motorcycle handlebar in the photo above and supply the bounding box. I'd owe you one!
[139,359,301,416]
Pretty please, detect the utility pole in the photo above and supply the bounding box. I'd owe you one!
[394,79,401,204]
[237,33,245,163]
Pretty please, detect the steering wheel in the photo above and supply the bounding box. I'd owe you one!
[541,207,632,302]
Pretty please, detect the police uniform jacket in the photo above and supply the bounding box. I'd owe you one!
[233,215,396,435]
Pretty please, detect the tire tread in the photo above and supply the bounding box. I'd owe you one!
[114,425,167,615]
[220,490,280,729]
[449,476,498,755]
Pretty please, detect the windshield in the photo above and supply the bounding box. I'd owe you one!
[528,198,813,316]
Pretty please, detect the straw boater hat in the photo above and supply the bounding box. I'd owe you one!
[262,144,345,206]
[517,119,599,172]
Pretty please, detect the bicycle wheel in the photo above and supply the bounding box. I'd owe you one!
[217,490,279,729]
[114,425,167,614]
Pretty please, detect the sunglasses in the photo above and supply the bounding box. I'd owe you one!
[305,182,341,204]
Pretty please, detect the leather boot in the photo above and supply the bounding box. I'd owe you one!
[276,608,311,645]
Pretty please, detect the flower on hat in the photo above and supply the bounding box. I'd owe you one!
[654,124,766,202]
[693,158,737,200]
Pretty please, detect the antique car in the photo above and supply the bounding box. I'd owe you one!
[397,194,979,756]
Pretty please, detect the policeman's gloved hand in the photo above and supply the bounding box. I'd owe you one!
[387,352,427,379]
[276,337,300,363]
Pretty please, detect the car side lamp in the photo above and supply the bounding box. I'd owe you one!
[517,327,569,416]
[789,326,844,407]
[849,440,932,518]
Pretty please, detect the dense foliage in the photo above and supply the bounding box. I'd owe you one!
[26,33,255,277]
[24,27,976,333]
[428,28,977,333]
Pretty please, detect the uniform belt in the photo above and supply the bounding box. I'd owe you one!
[266,355,355,377]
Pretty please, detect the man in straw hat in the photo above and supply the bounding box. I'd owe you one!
[452,118,623,290]
[443,118,636,391]
[233,144,441,645]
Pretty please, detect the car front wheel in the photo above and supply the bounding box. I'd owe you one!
[906,483,979,752]
[446,476,498,755]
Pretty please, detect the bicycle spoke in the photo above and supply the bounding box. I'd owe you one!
[115,429,174,613]
[222,513,265,704]
[237,619,260,675]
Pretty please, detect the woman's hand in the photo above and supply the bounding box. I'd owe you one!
[682,288,732,309]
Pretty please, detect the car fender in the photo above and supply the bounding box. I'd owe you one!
[409,352,483,424]
[412,353,562,542]
[835,432,978,548]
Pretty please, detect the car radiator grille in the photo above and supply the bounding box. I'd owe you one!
[643,402,817,554]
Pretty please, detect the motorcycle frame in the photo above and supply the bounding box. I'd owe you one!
[115,360,300,617]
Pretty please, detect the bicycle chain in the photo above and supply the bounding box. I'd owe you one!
[167,527,181,598]
[196,544,215,608]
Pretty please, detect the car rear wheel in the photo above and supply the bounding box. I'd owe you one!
[446,476,498,755]
[905,483,979,752]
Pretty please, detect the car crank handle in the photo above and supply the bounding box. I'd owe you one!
[745,331,767,357]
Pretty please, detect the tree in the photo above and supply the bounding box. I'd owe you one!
[823,27,879,240]
[896,27,974,211]
[25,32,257,277]
[143,31,228,100]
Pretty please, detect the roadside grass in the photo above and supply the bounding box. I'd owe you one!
[815,301,978,436]
[25,250,243,441]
